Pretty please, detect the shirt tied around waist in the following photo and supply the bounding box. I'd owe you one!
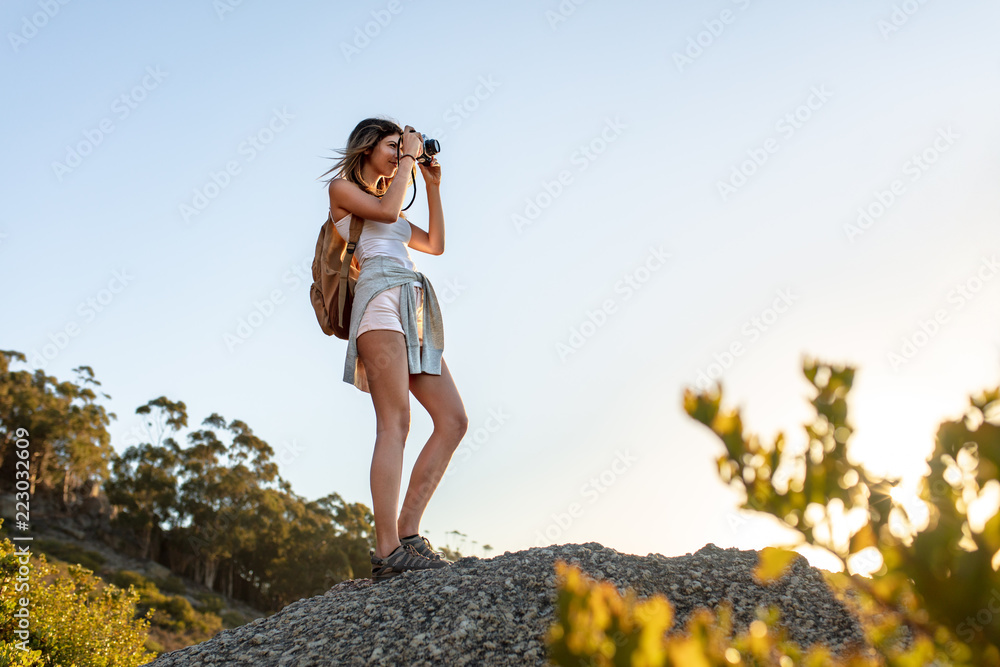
[343,255,444,394]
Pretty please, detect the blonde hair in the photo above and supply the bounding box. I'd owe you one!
[318,117,414,198]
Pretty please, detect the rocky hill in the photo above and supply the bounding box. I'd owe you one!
[146,541,880,666]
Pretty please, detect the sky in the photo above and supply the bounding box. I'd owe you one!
[2,0,999,574]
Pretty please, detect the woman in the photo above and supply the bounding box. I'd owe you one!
[321,118,469,581]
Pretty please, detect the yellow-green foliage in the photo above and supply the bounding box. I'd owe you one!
[155,575,187,596]
[547,559,878,666]
[822,569,975,667]
[0,643,44,666]
[109,570,221,637]
[0,522,154,667]
[546,559,673,666]
[33,540,106,574]
[547,358,1000,666]
[680,358,1000,666]
[194,591,224,614]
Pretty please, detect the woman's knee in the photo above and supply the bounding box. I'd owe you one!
[376,407,411,441]
[436,409,469,439]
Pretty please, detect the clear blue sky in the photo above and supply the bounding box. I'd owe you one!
[3,0,999,571]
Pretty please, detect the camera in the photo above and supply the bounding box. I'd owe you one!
[405,128,440,165]
[418,134,440,165]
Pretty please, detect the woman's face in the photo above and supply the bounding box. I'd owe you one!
[366,132,402,178]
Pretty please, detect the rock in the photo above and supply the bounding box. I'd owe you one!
[147,542,876,666]
[56,522,86,541]
[0,494,16,521]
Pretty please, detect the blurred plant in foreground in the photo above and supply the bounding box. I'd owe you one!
[546,357,999,666]
[546,554,878,666]
[682,357,997,665]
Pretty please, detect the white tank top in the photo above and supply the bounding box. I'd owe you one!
[333,211,417,273]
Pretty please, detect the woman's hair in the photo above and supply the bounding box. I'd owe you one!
[318,116,412,197]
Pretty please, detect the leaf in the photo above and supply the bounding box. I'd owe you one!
[850,523,878,554]
[753,546,799,584]
[665,637,712,667]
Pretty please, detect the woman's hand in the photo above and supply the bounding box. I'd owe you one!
[418,156,441,186]
[401,126,423,160]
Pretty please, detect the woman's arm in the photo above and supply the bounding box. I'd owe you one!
[407,158,444,255]
[329,126,424,223]
[329,156,416,224]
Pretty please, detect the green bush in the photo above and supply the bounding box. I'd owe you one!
[34,539,107,573]
[0,520,154,666]
[156,595,196,631]
[109,570,154,594]
[144,638,165,655]
[195,592,225,614]
[0,642,43,666]
[155,575,186,595]
[108,568,221,637]
[142,590,214,634]
[221,610,247,629]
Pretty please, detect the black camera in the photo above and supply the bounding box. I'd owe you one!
[418,134,440,165]
[404,128,439,165]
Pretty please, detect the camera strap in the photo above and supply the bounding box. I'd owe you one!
[397,142,418,212]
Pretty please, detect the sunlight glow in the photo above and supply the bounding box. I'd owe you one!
[968,479,1000,534]
[847,547,884,578]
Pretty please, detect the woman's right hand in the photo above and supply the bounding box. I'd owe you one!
[401,125,424,160]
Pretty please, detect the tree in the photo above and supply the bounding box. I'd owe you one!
[0,350,115,507]
[110,405,373,609]
[105,442,181,561]
[173,413,284,593]
[105,398,187,560]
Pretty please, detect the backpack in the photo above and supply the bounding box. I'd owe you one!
[310,211,365,339]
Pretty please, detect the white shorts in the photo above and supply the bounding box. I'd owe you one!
[357,283,424,345]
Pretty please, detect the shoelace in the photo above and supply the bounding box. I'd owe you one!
[419,536,440,555]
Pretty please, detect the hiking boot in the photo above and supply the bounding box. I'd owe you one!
[370,543,450,581]
[400,534,454,564]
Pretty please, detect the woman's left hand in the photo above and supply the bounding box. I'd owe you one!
[418,156,441,186]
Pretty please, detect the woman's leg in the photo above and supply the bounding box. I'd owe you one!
[397,358,469,538]
[356,328,412,560]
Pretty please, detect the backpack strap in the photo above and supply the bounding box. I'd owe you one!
[336,213,364,327]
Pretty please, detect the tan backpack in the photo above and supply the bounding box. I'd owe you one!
[310,212,364,339]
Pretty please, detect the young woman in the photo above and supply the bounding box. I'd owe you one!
[321,118,469,581]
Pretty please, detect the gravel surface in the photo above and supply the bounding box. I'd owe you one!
[146,542,874,666]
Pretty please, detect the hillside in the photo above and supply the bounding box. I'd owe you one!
[147,541,887,666]
[0,492,268,654]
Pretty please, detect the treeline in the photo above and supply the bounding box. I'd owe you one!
[0,349,374,612]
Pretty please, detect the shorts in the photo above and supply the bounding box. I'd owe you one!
[357,283,424,345]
